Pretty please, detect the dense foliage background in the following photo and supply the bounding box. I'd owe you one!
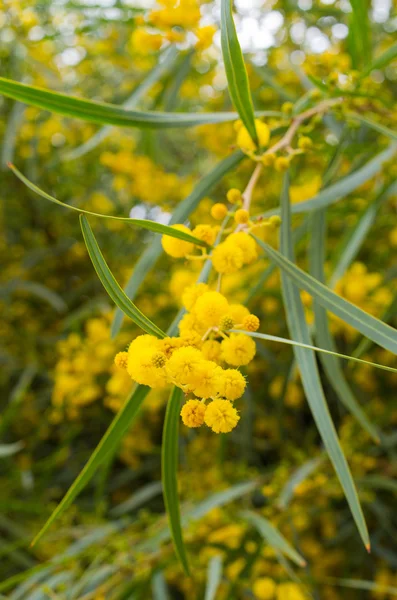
[0,0,396,598]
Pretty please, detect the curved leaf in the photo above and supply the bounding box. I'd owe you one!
[9,164,209,249]
[80,215,165,338]
[220,0,257,143]
[0,77,281,129]
[162,387,190,575]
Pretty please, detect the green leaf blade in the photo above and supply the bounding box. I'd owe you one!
[162,387,190,575]
[220,0,257,143]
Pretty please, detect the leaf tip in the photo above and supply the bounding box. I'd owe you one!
[365,542,371,554]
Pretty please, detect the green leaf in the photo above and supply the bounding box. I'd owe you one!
[277,458,323,510]
[260,144,396,217]
[276,174,370,549]
[31,385,149,547]
[325,577,397,596]
[109,482,163,517]
[64,45,179,160]
[6,279,67,313]
[237,330,397,374]
[80,215,166,338]
[348,0,371,68]
[0,77,281,129]
[204,556,223,600]
[241,510,306,567]
[9,164,209,249]
[349,113,397,141]
[0,441,24,458]
[253,238,397,355]
[220,0,257,143]
[309,210,381,443]
[111,151,245,337]
[361,41,397,77]
[162,386,190,575]
[152,572,170,600]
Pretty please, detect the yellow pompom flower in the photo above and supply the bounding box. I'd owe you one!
[192,224,217,246]
[226,232,258,264]
[114,351,128,369]
[190,361,222,398]
[276,583,306,600]
[127,345,167,388]
[228,304,250,323]
[227,188,242,204]
[219,315,235,331]
[274,156,290,172]
[181,283,209,311]
[162,224,194,258]
[211,203,228,220]
[236,119,270,153]
[253,577,276,600]
[242,314,260,332]
[221,333,256,366]
[234,209,249,224]
[220,369,246,401]
[201,340,222,362]
[180,399,206,428]
[166,346,203,386]
[194,291,229,327]
[204,399,240,433]
[212,242,244,274]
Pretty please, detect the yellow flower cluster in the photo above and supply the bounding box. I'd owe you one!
[115,288,260,433]
[253,579,306,600]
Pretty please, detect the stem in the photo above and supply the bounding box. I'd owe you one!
[242,162,263,211]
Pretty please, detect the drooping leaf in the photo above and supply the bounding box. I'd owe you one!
[80,215,166,337]
[31,385,150,547]
[9,164,210,249]
[0,77,281,129]
[276,174,370,549]
[220,0,257,143]
[241,510,306,567]
[162,386,190,575]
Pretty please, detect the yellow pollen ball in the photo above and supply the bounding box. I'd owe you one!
[201,340,222,362]
[211,203,228,220]
[225,232,258,264]
[242,314,260,332]
[220,369,246,401]
[212,242,244,274]
[234,209,249,225]
[151,351,167,368]
[166,346,203,386]
[221,333,256,366]
[252,577,277,600]
[181,283,209,311]
[161,224,194,258]
[276,583,306,600]
[275,156,290,172]
[192,224,217,246]
[204,399,240,433]
[180,399,206,428]
[194,291,229,328]
[219,315,235,330]
[227,188,242,204]
[114,352,128,369]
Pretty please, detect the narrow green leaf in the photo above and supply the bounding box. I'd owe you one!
[204,556,223,600]
[31,385,149,547]
[277,174,370,549]
[111,151,245,337]
[0,77,281,129]
[0,442,24,458]
[241,510,306,567]
[309,210,381,443]
[260,144,396,217]
[325,577,397,596]
[8,279,67,313]
[162,386,190,575]
[152,572,170,600]
[221,0,257,143]
[80,215,166,337]
[277,458,323,510]
[233,330,397,374]
[361,41,397,77]
[64,45,179,160]
[9,164,209,249]
[348,113,397,141]
[110,482,162,517]
[253,238,397,355]
[348,0,371,68]
[353,294,397,358]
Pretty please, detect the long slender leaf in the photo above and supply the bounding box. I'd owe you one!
[277,174,370,549]
[204,556,223,600]
[253,238,397,355]
[162,386,190,575]
[277,457,323,510]
[0,77,281,129]
[221,0,257,143]
[80,215,165,337]
[361,41,397,77]
[241,510,306,567]
[325,577,397,596]
[260,144,396,217]
[348,113,397,141]
[309,210,381,443]
[65,45,179,160]
[111,151,245,337]
[0,441,24,458]
[31,385,150,546]
[348,0,371,68]
[9,164,209,248]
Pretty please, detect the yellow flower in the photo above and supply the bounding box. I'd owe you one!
[204,399,240,433]
[236,119,270,153]
[276,583,306,600]
[192,224,217,246]
[211,203,228,220]
[114,351,128,369]
[234,208,249,224]
[166,346,203,386]
[253,577,277,600]
[227,188,242,204]
[190,361,222,398]
[180,399,206,428]
[228,304,250,323]
[181,282,209,311]
[221,333,256,366]
[226,232,258,264]
[212,242,244,274]
[242,314,260,331]
[194,291,229,327]
[162,224,194,258]
[201,340,222,362]
[220,369,246,400]
[127,348,167,388]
